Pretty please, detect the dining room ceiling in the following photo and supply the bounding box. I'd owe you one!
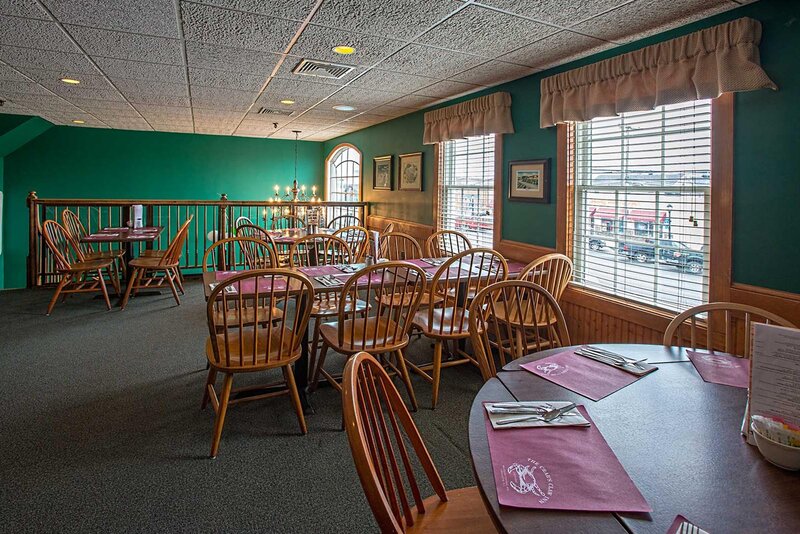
[0,0,751,141]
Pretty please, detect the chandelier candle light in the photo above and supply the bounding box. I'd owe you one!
[267,130,324,228]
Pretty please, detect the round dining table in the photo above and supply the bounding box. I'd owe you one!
[468,344,799,534]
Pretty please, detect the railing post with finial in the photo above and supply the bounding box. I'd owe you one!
[217,194,229,270]
[26,191,39,288]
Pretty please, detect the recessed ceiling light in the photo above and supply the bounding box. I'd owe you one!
[280,99,295,105]
[332,105,356,112]
[60,77,81,85]
[72,120,85,124]
[332,46,355,55]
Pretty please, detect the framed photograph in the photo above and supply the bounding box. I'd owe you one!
[398,152,423,191]
[373,155,393,190]
[508,159,550,203]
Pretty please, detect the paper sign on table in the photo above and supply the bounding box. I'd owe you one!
[687,349,750,388]
[484,406,651,512]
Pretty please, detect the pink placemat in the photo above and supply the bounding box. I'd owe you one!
[484,406,650,512]
[687,350,750,389]
[520,349,641,401]
[213,271,287,293]
[300,266,341,277]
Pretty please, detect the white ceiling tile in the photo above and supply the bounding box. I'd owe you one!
[378,44,485,78]
[152,124,193,132]
[387,94,437,109]
[192,86,258,110]
[69,97,137,110]
[0,63,31,82]
[103,118,153,129]
[126,93,190,106]
[45,82,123,102]
[0,46,98,74]
[499,30,612,69]
[0,17,78,52]
[0,0,48,19]
[275,55,363,85]
[195,126,236,135]
[475,0,626,27]
[93,57,187,84]
[0,101,35,114]
[414,79,482,98]
[328,86,404,109]
[2,93,72,110]
[20,68,111,89]
[185,41,281,73]
[290,24,405,67]
[0,79,52,95]
[416,5,556,57]
[41,0,180,38]
[312,0,465,41]
[134,104,191,116]
[188,67,266,91]
[113,78,188,97]
[190,0,318,20]
[66,25,184,64]
[571,0,733,43]
[349,69,438,93]
[180,2,299,53]
[259,78,338,106]
[367,103,414,117]
[90,108,144,120]
[193,109,243,121]
[449,60,536,85]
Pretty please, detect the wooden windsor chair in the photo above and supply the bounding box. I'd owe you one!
[663,302,797,358]
[342,352,496,533]
[424,230,472,258]
[410,249,508,408]
[41,220,119,315]
[203,269,315,457]
[234,215,253,229]
[333,225,370,262]
[312,262,428,411]
[328,214,362,231]
[379,232,422,261]
[235,222,280,263]
[61,208,126,278]
[271,214,305,230]
[470,280,571,380]
[120,217,191,309]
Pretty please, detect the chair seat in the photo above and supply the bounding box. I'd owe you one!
[61,259,114,272]
[213,305,284,326]
[379,291,444,309]
[413,308,470,338]
[205,327,301,370]
[491,303,557,329]
[406,486,497,534]
[129,256,177,269]
[312,295,368,317]
[85,249,125,261]
[319,316,408,353]
[140,249,166,258]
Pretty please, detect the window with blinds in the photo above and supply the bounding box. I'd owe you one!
[571,100,711,312]
[327,146,360,202]
[439,134,495,248]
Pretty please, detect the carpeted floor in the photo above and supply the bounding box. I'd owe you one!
[0,280,487,533]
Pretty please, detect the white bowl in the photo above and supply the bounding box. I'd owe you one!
[750,422,800,471]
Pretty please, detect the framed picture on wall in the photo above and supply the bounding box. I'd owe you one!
[508,159,550,203]
[373,155,393,190]
[398,152,423,191]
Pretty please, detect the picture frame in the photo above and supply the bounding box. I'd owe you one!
[398,152,423,191]
[508,159,550,203]
[373,155,393,191]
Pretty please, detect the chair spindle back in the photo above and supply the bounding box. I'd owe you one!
[61,209,94,256]
[202,237,277,272]
[328,215,362,230]
[42,220,83,270]
[425,230,472,258]
[333,225,369,261]
[379,232,422,261]
[289,234,352,268]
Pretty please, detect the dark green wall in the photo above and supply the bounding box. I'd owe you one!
[3,127,324,288]
[324,0,800,294]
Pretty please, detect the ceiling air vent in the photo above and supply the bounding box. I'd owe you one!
[255,107,294,116]
[292,59,354,80]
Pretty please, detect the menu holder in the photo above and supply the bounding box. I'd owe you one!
[744,324,800,444]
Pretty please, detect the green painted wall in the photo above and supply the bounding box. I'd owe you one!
[3,127,324,288]
[324,0,800,294]
[0,114,32,136]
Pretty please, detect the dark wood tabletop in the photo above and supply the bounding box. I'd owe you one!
[81,226,164,243]
[470,344,800,534]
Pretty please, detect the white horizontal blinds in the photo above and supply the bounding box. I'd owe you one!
[439,134,495,248]
[328,147,360,203]
[572,100,712,312]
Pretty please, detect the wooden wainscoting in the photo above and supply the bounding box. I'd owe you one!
[365,214,434,245]
[495,239,555,265]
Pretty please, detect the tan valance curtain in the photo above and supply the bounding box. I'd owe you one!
[540,17,777,128]
[423,92,514,144]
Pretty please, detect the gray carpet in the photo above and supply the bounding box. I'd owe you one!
[0,280,486,533]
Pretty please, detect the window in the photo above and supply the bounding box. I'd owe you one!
[326,145,361,202]
[570,100,711,312]
[438,134,495,248]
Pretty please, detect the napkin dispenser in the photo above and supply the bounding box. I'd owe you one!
[130,204,144,229]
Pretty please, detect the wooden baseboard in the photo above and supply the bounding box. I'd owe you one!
[495,239,555,264]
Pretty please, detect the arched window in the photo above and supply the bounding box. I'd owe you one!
[326,144,361,202]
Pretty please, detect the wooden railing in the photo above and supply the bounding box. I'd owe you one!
[27,192,368,287]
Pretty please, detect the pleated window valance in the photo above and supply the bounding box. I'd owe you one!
[423,92,514,144]
[539,17,777,128]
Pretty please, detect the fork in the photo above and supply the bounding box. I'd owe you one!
[496,403,577,426]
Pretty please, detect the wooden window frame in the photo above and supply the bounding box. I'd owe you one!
[556,93,734,319]
[325,143,363,202]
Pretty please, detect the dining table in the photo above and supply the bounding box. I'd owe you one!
[202,257,528,414]
[469,344,800,533]
[81,225,164,282]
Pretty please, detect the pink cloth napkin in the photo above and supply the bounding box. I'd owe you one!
[520,349,641,401]
[687,350,750,389]
[484,406,650,512]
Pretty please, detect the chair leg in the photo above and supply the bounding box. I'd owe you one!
[97,270,112,310]
[432,340,443,410]
[310,342,329,392]
[395,350,418,412]
[120,267,139,310]
[201,368,217,409]
[164,269,181,305]
[309,316,322,381]
[46,275,71,316]
[108,264,121,295]
[283,366,308,435]
[210,373,233,459]
[172,268,185,294]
